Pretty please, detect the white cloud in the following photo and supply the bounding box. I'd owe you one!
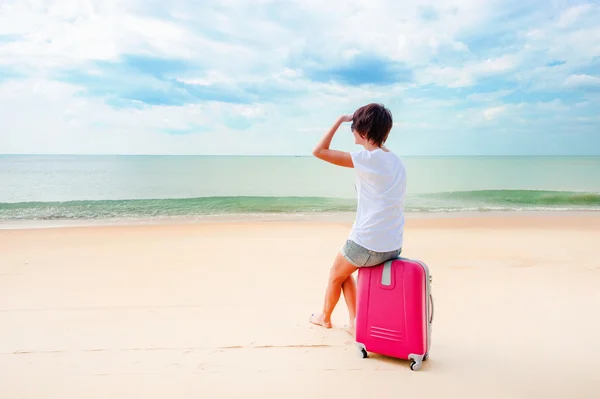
[0,0,599,156]
[467,89,514,103]
[0,77,396,155]
[0,1,257,73]
[419,55,518,88]
[563,74,600,89]
[515,3,600,91]
[0,0,487,73]
[557,4,593,28]
[176,71,234,87]
[483,106,506,121]
[0,78,267,154]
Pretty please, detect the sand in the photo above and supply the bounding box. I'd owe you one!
[1,213,599,398]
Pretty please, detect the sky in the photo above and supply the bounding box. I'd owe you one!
[1,0,599,156]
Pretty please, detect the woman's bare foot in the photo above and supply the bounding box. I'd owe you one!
[309,313,332,328]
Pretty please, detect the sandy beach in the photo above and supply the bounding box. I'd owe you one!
[1,213,599,398]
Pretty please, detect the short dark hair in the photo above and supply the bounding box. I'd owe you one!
[351,103,393,147]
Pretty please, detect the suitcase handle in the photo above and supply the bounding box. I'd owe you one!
[428,294,434,323]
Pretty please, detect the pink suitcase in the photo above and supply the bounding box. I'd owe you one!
[355,256,433,371]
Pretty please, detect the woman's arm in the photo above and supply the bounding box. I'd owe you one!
[312,115,354,168]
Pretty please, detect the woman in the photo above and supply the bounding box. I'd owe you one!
[309,103,407,335]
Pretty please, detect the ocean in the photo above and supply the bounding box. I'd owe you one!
[1,155,600,223]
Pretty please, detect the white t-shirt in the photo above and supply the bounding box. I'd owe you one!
[348,148,406,252]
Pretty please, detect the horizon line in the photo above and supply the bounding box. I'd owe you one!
[1,153,600,158]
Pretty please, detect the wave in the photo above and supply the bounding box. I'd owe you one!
[421,190,600,206]
[1,190,599,221]
[0,196,357,220]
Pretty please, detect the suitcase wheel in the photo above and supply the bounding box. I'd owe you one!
[410,360,421,371]
[356,343,368,358]
[409,354,425,371]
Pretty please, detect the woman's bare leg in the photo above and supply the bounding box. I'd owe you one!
[341,275,357,330]
[310,252,358,328]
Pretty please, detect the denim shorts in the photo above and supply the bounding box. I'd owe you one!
[341,240,401,267]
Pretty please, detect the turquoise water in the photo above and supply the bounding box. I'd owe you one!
[1,155,600,220]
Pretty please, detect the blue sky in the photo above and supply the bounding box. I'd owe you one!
[1,0,599,155]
